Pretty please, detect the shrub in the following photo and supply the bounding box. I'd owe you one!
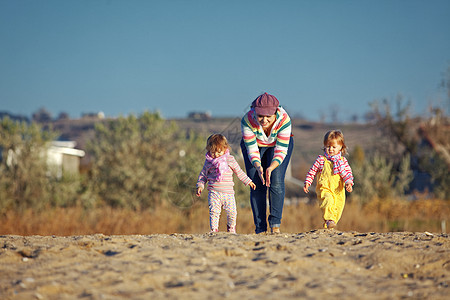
[86,111,205,210]
[0,118,56,213]
[351,151,413,204]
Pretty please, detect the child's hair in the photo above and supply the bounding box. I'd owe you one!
[323,130,348,155]
[206,134,231,153]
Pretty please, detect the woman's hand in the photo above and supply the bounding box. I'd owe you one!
[265,167,273,187]
[254,163,265,185]
[265,161,279,187]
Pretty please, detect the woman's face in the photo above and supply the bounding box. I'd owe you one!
[257,114,276,130]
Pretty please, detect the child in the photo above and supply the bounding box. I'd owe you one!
[196,134,256,233]
[303,130,354,229]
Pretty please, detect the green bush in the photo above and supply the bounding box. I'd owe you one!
[368,97,449,200]
[86,111,205,210]
[351,151,413,204]
[0,118,55,213]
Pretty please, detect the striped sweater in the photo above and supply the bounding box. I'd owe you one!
[241,106,292,167]
[197,155,252,194]
[304,155,354,186]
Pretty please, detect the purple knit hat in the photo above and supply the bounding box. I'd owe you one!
[251,93,279,116]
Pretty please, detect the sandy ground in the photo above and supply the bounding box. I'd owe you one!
[1,231,449,299]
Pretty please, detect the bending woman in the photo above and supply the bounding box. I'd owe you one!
[240,92,293,234]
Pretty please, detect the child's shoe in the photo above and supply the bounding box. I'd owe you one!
[210,228,219,233]
[325,220,336,229]
[227,225,236,234]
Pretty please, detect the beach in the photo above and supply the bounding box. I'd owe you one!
[1,230,449,299]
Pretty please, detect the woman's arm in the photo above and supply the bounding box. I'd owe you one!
[272,110,292,166]
[241,113,262,167]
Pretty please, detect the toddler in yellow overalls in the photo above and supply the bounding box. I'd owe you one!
[303,130,354,229]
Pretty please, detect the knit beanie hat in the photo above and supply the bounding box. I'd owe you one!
[251,92,279,116]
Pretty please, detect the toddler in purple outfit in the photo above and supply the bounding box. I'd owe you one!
[196,134,256,233]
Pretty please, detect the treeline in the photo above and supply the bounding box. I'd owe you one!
[350,99,449,202]
[0,111,205,214]
[0,102,449,215]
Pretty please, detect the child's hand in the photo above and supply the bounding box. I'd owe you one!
[346,183,353,193]
[248,181,256,190]
[196,187,203,197]
[303,183,310,193]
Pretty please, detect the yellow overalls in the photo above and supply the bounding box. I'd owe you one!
[316,157,346,228]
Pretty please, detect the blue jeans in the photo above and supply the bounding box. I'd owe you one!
[240,136,294,234]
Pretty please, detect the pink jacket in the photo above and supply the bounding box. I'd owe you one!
[197,155,252,194]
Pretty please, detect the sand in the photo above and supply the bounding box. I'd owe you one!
[1,230,449,299]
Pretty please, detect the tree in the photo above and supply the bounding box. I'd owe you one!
[367,95,449,199]
[0,117,56,213]
[87,111,205,210]
[417,107,450,199]
[32,107,52,123]
[57,112,70,120]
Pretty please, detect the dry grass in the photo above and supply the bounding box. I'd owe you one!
[1,199,448,236]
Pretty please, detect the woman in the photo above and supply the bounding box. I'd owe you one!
[240,92,293,234]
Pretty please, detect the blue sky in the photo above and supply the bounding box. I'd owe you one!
[1,0,449,121]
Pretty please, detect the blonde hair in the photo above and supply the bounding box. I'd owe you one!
[323,130,348,155]
[206,134,231,153]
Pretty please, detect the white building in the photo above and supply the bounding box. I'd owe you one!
[47,141,85,179]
